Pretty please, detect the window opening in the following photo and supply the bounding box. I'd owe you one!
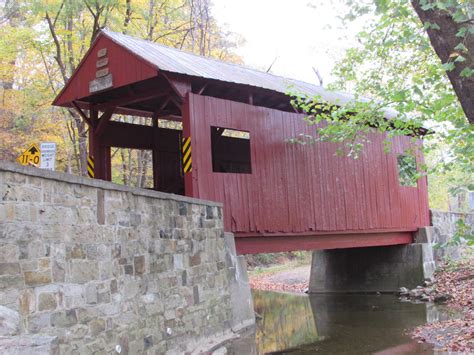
[211,126,251,174]
[397,155,418,187]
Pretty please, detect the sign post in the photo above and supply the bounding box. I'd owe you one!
[39,142,56,171]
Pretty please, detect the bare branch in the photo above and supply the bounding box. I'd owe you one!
[45,11,68,83]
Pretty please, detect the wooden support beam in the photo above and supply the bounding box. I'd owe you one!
[111,106,162,118]
[197,83,208,95]
[95,108,114,137]
[161,72,191,99]
[89,106,112,182]
[169,97,182,111]
[103,146,111,181]
[95,89,170,111]
[235,232,414,255]
[182,94,194,197]
[72,101,92,126]
[248,92,254,105]
[89,108,101,179]
[158,97,171,112]
[152,111,160,191]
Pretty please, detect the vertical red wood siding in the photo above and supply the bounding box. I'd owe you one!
[54,35,157,106]
[187,93,430,235]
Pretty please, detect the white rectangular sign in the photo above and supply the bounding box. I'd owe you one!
[40,142,56,171]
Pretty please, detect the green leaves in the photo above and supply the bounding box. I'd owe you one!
[453,42,468,52]
[450,218,474,246]
[288,88,425,159]
[441,61,457,71]
[460,68,474,77]
[456,27,467,38]
[423,21,441,30]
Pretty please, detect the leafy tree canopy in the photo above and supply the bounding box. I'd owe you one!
[292,0,473,179]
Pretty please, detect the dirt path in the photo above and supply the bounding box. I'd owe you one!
[249,264,311,293]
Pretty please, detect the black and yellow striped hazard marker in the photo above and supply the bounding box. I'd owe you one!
[87,155,95,178]
[182,136,192,173]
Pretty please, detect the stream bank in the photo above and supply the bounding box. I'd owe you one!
[247,256,473,353]
[411,259,473,353]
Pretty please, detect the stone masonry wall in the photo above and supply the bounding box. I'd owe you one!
[0,161,244,354]
[430,210,474,262]
[431,210,474,238]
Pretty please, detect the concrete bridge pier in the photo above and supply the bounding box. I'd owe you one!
[309,231,435,293]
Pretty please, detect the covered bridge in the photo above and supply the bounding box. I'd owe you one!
[53,29,430,254]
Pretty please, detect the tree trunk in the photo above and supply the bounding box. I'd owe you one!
[67,109,88,176]
[411,0,474,123]
[76,117,88,176]
[120,149,128,185]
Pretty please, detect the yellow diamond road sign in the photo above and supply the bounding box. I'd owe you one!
[16,143,41,166]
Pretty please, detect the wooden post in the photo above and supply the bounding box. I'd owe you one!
[89,107,100,179]
[182,93,194,197]
[103,145,111,181]
[89,106,112,181]
[152,114,160,190]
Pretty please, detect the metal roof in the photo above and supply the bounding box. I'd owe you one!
[102,29,398,119]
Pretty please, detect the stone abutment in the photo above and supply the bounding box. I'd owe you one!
[0,161,254,354]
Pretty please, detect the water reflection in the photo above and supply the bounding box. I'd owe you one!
[253,290,322,353]
[228,290,438,354]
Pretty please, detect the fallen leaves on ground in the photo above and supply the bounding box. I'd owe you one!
[412,259,474,353]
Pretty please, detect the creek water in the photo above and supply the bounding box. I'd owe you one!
[227,290,448,354]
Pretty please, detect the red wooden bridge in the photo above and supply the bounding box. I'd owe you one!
[53,29,430,254]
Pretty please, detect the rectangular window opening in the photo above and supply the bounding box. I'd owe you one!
[211,126,251,174]
[397,154,418,187]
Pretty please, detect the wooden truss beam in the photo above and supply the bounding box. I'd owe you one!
[197,83,208,95]
[72,101,92,126]
[95,108,115,137]
[95,89,171,111]
[161,73,191,100]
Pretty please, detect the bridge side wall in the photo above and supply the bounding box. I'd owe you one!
[0,162,254,353]
[187,93,430,238]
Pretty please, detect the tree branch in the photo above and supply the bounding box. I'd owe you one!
[411,0,474,124]
[45,10,68,83]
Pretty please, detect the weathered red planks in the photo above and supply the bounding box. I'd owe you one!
[186,94,430,240]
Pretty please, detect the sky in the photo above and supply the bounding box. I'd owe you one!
[212,0,364,86]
